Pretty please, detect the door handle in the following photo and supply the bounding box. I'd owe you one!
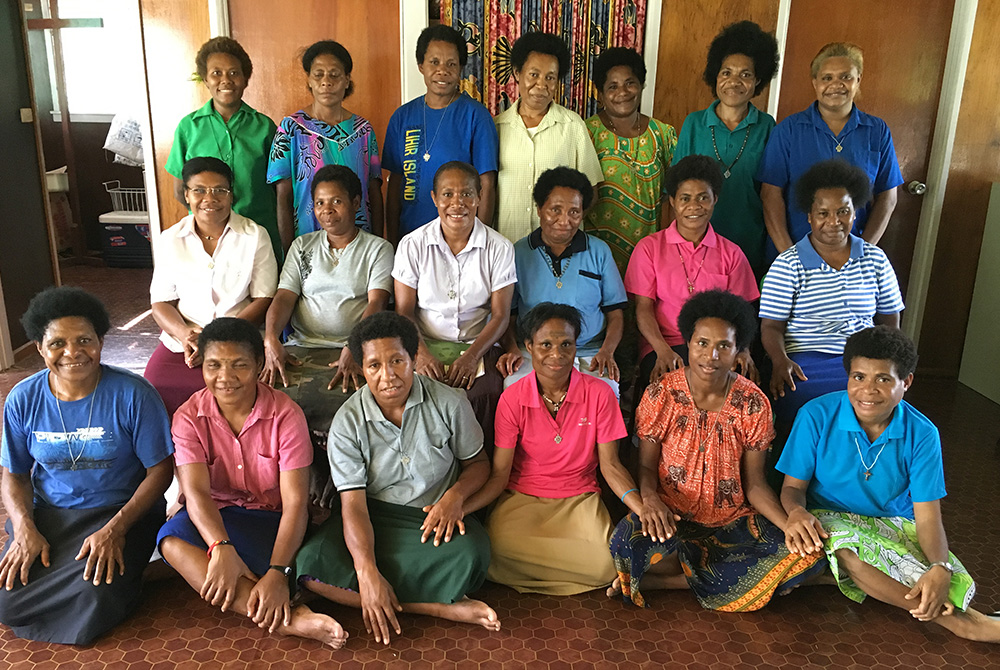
[907,180,927,195]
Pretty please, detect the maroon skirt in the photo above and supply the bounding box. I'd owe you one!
[143,342,205,417]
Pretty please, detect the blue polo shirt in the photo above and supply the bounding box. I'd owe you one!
[756,102,904,246]
[776,391,946,519]
[759,234,904,354]
[512,229,627,354]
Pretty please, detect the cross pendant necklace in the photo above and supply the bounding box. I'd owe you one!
[854,436,887,482]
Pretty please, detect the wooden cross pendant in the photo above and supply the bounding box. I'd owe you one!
[864,470,872,481]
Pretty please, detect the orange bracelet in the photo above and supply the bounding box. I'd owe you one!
[206,539,232,558]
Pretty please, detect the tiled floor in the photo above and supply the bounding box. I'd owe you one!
[0,266,998,669]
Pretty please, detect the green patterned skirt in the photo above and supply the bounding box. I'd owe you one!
[813,510,976,611]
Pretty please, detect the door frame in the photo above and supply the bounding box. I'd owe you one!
[901,0,977,345]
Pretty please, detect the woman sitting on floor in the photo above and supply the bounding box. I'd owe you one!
[466,302,641,595]
[261,164,393,506]
[778,326,1000,643]
[157,317,346,649]
[146,156,278,416]
[0,287,174,645]
[295,312,500,644]
[498,168,627,396]
[609,290,825,609]
[393,161,516,451]
[760,159,903,430]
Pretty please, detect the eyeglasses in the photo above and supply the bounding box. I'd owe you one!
[186,187,231,196]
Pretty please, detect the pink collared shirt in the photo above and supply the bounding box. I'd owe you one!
[495,369,627,498]
[172,383,312,511]
[625,222,759,354]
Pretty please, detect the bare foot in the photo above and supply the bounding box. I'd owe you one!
[606,577,622,598]
[438,598,501,631]
[280,604,349,649]
[944,609,1000,643]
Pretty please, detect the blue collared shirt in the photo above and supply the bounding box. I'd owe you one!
[756,103,904,246]
[511,229,627,354]
[776,391,946,519]
[759,234,904,354]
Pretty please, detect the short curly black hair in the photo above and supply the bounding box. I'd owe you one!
[311,164,362,202]
[677,290,757,351]
[302,40,354,98]
[348,311,419,366]
[703,21,779,98]
[511,32,571,78]
[843,325,918,378]
[182,156,233,190]
[416,24,468,68]
[433,161,482,193]
[195,36,253,81]
[198,317,264,363]
[793,159,873,214]
[532,167,594,209]
[22,286,111,342]
[520,302,582,344]
[593,47,646,91]
[664,155,724,199]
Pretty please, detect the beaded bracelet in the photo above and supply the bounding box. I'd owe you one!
[620,488,638,502]
[206,539,232,558]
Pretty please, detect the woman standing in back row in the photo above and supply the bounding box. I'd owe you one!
[673,22,780,279]
[268,40,384,243]
[585,47,677,278]
[757,42,903,258]
[383,25,499,243]
[495,32,603,243]
[166,37,281,261]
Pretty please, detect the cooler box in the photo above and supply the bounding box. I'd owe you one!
[99,210,152,268]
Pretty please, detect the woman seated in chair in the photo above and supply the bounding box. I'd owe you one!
[778,326,1000,643]
[625,155,759,392]
[760,159,903,430]
[498,168,626,396]
[466,302,641,595]
[157,317,346,648]
[146,156,277,416]
[261,164,392,505]
[0,287,173,644]
[608,290,825,610]
[393,161,516,450]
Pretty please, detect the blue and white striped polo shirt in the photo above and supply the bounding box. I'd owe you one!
[759,234,903,354]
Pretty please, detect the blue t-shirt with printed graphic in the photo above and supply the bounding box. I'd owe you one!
[1,365,174,509]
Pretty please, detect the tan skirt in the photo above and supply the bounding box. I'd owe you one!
[485,490,616,595]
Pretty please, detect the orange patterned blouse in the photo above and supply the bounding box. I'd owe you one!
[635,368,774,527]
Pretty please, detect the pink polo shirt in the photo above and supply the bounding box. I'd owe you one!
[172,383,313,511]
[495,369,627,498]
[624,222,759,355]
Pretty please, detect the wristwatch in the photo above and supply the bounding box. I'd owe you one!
[929,561,955,574]
[269,565,293,577]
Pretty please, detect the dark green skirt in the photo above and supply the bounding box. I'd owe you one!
[295,498,490,604]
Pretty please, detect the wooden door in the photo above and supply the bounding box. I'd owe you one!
[777,0,955,298]
[654,0,779,132]
[228,0,401,157]
[138,0,211,230]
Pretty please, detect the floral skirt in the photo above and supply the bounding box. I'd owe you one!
[814,510,976,610]
[609,512,826,610]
